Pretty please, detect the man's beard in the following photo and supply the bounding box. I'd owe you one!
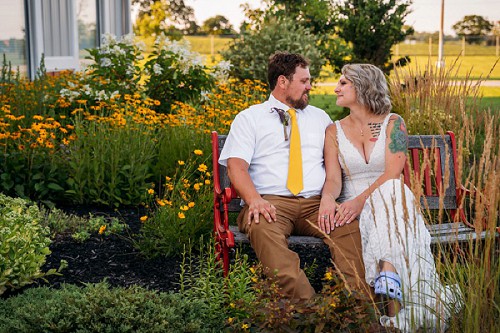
[286,92,309,110]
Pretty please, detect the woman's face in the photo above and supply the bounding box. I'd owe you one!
[334,75,357,108]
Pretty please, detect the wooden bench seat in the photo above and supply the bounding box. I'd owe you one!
[211,131,493,275]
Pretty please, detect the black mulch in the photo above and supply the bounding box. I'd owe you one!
[2,206,332,299]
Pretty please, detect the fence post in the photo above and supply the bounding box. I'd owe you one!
[497,35,499,57]
[210,35,214,56]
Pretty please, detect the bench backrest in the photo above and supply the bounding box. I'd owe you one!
[211,131,460,214]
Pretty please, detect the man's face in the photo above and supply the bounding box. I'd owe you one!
[284,66,312,110]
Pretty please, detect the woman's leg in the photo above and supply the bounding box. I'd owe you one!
[378,261,401,317]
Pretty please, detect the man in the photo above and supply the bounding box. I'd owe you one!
[219,51,369,301]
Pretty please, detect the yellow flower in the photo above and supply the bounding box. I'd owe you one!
[180,205,189,211]
[156,199,166,206]
[140,216,148,222]
[324,272,333,281]
[197,163,208,172]
[241,323,249,329]
[227,317,234,324]
[193,149,203,155]
[249,267,256,274]
[188,202,195,208]
[204,179,211,185]
[178,160,185,165]
[229,303,235,308]
[98,225,106,235]
[178,212,185,219]
[194,183,201,191]
[147,188,155,195]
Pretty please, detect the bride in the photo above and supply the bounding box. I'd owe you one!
[317,63,461,332]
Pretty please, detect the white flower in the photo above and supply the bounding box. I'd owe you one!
[212,60,232,82]
[215,60,232,72]
[120,34,135,45]
[109,90,120,99]
[101,33,116,47]
[153,63,163,75]
[112,45,125,56]
[96,90,108,101]
[200,90,211,101]
[100,58,112,67]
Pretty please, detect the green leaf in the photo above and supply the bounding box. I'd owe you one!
[47,183,64,191]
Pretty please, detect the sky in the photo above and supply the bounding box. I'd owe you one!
[185,0,500,36]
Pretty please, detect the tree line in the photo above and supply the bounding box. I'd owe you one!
[132,0,499,78]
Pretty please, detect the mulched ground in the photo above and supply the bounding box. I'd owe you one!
[1,206,184,300]
[2,206,331,299]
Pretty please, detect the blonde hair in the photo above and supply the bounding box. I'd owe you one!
[341,64,392,115]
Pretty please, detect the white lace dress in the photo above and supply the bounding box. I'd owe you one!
[335,114,461,332]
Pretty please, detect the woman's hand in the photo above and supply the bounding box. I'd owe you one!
[318,196,339,234]
[334,196,365,227]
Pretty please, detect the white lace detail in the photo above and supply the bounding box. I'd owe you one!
[335,113,392,202]
[334,113,462,332]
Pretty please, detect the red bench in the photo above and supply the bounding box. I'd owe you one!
[211,131,490,275]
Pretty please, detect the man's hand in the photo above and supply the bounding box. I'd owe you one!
[247,197,277,225]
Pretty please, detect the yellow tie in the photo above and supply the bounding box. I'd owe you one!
[287,109,303,195]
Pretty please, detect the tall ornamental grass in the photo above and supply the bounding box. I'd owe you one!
[389,60,499,332]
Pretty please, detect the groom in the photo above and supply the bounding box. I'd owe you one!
[219,51,370,300]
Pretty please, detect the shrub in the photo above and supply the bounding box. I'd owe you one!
[221,16,325,84]
[0,194,56,295]
[77,33,143,102]
[143,37,217,113]
[0,282,223,333]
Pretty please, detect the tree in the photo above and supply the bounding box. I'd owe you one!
[333,0,414,74]
[452,15,493,44]
[221,17,325,85]
[239,0,350,74]
[133,0,197,38]
[201,15,235,35]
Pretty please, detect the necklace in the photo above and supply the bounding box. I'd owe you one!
[349,115,366,137]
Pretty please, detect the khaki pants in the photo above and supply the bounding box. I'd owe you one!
[237,195,370,301]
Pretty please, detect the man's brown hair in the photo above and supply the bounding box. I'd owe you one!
[268,52,309,91]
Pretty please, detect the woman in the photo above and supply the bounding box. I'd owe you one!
[318,64,461,332]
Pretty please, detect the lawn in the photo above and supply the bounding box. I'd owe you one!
[310,86,500,120]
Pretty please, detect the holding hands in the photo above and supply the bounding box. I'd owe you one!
[318,195,364,234]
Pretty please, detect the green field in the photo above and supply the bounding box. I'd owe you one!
[183,36,500,81]
[310,86,500,120]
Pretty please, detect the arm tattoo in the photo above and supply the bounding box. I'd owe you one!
[388,117,408,153]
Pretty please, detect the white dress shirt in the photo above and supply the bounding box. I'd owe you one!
[219,94,332,198]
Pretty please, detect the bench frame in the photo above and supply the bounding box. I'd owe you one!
[211,130,487,275]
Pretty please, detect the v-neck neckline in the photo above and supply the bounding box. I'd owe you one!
[337,114,391,164]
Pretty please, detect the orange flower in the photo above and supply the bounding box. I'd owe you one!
[178,212,185,219]
[98,225,107,235]
[140,216,148,222]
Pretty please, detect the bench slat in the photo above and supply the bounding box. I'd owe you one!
[229,223,484,246]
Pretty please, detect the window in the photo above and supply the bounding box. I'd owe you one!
[0,1,28,74]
